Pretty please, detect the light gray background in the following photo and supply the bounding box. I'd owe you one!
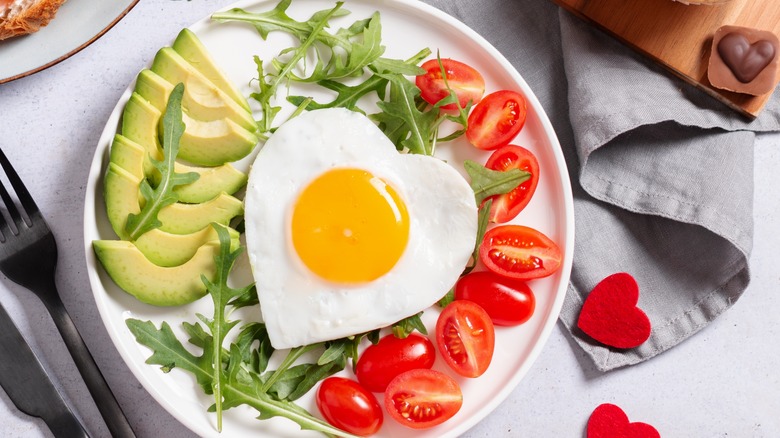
[1,0,778,436]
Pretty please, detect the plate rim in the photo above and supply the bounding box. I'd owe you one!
[0,0,140,85]
[82,0,575,436]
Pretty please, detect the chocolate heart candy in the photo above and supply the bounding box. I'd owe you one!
[718,32,777,83]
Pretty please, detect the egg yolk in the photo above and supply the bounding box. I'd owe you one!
[291,168,410,283]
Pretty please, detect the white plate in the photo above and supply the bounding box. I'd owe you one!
[0,0,138,84]
[83,0,574,436]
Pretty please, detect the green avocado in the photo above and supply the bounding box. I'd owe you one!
[122,90,257,167]
[109,134,247,203]
[134,69,257,132]
[121,93,163,176]
[103,163,244,239]
[171,28,252,112]
[178,111,258,166]
[133,225,239,267]
[157,192,243,234]
[93,240,219,306]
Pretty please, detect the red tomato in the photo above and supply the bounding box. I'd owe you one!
[316,377,383,436]
[466,90,527,150]
[484,145,540,223]
[454,271,535,326]
[355,333,436,393]
[416,58,485,111]
[435,300,495,378]
[479,225,562,280]
[384,369,463,429]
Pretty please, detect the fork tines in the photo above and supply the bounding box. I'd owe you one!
[0,148,38,239]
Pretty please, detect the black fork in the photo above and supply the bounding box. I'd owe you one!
[0,148,136,438]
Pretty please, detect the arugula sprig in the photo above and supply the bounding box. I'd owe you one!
[126,230,361,437]
[124,83,199,240]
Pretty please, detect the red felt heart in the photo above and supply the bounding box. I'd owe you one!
[587,403,659,438]
[577,272,651,349]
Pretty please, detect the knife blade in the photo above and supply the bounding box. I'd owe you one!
[0,301,90,438]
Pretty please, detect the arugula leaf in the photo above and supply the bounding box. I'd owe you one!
[125,319,213,393]
[461,198,493,277]
[124,83,199,240]
[286,48,430,113]
[373,73,438,155]
[234,322,274,375]
[464,160,530,206]
[211,0,350,46]
[437,288,456,308]
[198,224,254,431]
[391,312,427,338]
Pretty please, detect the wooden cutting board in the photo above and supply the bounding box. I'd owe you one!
[550,0,780,118]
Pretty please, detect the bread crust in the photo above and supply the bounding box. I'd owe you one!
[0,0,68,40]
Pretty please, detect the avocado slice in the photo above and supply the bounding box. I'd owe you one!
[171,28,252,112]
[103,163,243,239]
[134,226,239,267]
[122,91,257,167]
[109,134,247,203]
[158,192,243,234]
[121,93,163,176]
[93,240,218,306]
[135,69,257,133]
[178,111,258,166]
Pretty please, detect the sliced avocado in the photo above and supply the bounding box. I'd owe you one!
[124,89,257,167]
[109,134,145,179]
[93,240,218,306]
[134,225,239,267]
[109,134,247,203]
[178,111,258,166]
[103,163,243,239]
[171,28,252,112]
[135,69,257,132]
[104,163,144,240]
[157,192,243,235]
[121,93,162,176]
[171,160,247,204]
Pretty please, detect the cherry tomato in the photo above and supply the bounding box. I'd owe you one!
[484,145,540,223]
[479,225,562,280]
[416,58,485,111]
[435,300,494,378]
[355,333,436,393]
[316,377,383,437]
[454,271,535,326]
[384,369,463,429]
[466,90,527,150]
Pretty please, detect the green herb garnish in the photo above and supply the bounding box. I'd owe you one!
[464,159,530,206]
[124,83,198,240]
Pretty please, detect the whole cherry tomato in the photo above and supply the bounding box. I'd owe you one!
[384,369,463,429]
[479,225,562,280]
[435,300,495,378]
[455,271,535,326]
[416,58,485,111]
[484,145,540,223]
[355,333,436,393]
[466,90,527,150]
[316,377,383,436]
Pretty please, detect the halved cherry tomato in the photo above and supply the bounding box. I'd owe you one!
[416,58,485,111]
[384,369,463,429]
[479,225,562,280]
[454,271,535,326]
[466,90,527,150]
[316,377,383,436]
[435,300,494,378]
[355,333,435,393]
[485,145,540,223]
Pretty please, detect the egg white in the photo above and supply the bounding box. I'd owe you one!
[244,108,477,349]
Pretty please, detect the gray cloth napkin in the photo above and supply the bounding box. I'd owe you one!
[425,0,780,371]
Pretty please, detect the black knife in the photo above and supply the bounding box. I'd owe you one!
[0,301,90,438]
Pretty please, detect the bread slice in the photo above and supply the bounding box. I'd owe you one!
[0,0,68,40]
